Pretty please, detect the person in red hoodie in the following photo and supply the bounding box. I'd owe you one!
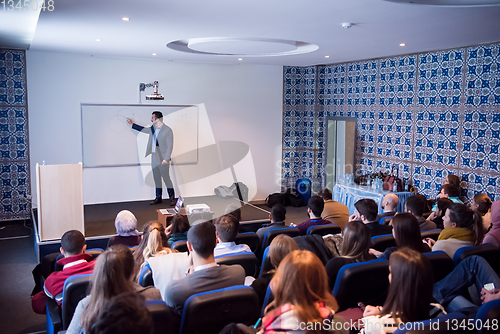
[32,230,95,314]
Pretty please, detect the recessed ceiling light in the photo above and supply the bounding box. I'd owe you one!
[238,58,243,61]
[325,55,330,58]
[152,53,157,56]
[122,17,130,21]
[400,43,406,47]
[95,39,101,42]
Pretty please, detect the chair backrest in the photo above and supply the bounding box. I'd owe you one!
[260,284,274,317]
[261,227,301,254]
[379,216,394,225]
[146,300,176,334]
[333,259,390,312]
[394,312,467,334]
[234,232,260,253]
[371,234,397,252]
[453,244,500,271]
[139,262,154,287]
[54,248,104,271]
[61,274,93,329]
[215,252,259,277]
[172,240,188,253]
[179,285,260,334]
[306,224,341,236]
[475,299,500,334]
[421,229,442,242]
[258,246,273,278]
[423,251,454,283]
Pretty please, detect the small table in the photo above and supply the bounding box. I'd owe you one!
[157,208,213,228]
[332,183,412,215]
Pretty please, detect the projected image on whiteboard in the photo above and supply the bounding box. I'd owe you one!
[81,104,198,167]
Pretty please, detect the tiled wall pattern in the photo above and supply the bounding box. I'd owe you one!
[282,43,500,202]
[0,49,30,221]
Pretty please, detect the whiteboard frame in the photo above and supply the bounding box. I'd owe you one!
[80,103,199,168]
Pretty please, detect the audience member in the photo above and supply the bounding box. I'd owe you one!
[107,210,141,247]
[295,195,332,235]
[258,250,347,334]
[165,221,245,315]
[133,221,175,281]
[472,193,492,233]
[167,214,190,247]
[31,230,95,314]
[428,198,453,229]
[318,188,349,230]
[351,199,392,237]
[371,213,431,260]
[325,221,376,289]
[214,214,252,257]
[433,255,500,312]
[256,204,287,242]
[443,174,461,191]
[483,200,500,247]
[67,245,161,334]
[424,203,484,258]
[251,234,299,307]
[88,292,153,334]
[405,195,436,231]
[431,184,463,211]
[362,248,436,334]
[376,194,399,223]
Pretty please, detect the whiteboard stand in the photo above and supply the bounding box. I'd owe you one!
[36,163,85,241]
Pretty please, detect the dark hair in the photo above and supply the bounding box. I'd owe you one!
[188,221,217,259]
[441,184,460,198]
[308,196,325,217]
[381,248,433,323]
[341,221,373,261]
[473,194,492,215]
[61,230,86,255]
[111,244,135,280]
[445,174,461,189]
[170,214,190,235]
[354,199,378,222]
[392,213,426,253]
[448,203,484,245]
[214,214,239,242]
[436,198,453,218]
[317,188,333,201]
[271,204,286,222]
[89,292,152,334]
[224,204,242,221]
[405,195,428,217]
[151,111,163,120]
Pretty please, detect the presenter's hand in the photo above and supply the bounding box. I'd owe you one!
[162,159,169,165]
[126,118,133,125]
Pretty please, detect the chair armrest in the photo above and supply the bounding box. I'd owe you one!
[46,298,62,334]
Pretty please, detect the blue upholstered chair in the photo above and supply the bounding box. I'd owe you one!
[215,251,259,277]
[423,251,454,283]
[258,246,273,278]
[138,262,154,287]
[260,227,300,255]
[421,229,442,242]
[379,216,394,225]
[393,312,467,334]
[475,299,500,334]
[172,240,188,253]
[234,232,260,253]
[145,299,176,334]
[178,285,260,334]
[452,244,500,272]
[371,234,397,252]
[306,223,341,236]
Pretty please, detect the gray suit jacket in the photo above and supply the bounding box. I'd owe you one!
[132,123,173,164]
[165,264,245,315]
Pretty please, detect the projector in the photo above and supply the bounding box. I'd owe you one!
[186,204,211,215]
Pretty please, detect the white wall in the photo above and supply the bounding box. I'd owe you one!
[27,51,283,204]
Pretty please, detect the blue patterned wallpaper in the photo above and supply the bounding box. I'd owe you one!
[0,49,30,221]
[282,42,500,202]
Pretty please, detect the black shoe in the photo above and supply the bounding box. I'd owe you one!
[169,199,176,206]
[150,198,162,205]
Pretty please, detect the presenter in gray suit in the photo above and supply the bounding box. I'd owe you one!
[127,111,175,205]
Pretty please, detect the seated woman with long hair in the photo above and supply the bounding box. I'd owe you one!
[424,203,484,258]
[258,250,348,334]
[67,245,161,334]
[167,214,190,247]
[370,213,430,260]
[361,248,437,334]
[325,221,376,290]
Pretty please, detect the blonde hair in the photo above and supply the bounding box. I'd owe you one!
[267,250,338,332]
[81,245,135,332]
[269,234,299,268]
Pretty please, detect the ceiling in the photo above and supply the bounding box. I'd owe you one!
[1,0,500,66]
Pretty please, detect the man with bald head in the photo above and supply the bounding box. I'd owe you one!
[376,193,399,224]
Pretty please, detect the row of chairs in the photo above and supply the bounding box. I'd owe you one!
[371,229,443,252]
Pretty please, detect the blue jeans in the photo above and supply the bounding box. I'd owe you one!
[433,256,500,312]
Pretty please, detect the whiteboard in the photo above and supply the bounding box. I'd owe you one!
[81,104,198,167]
